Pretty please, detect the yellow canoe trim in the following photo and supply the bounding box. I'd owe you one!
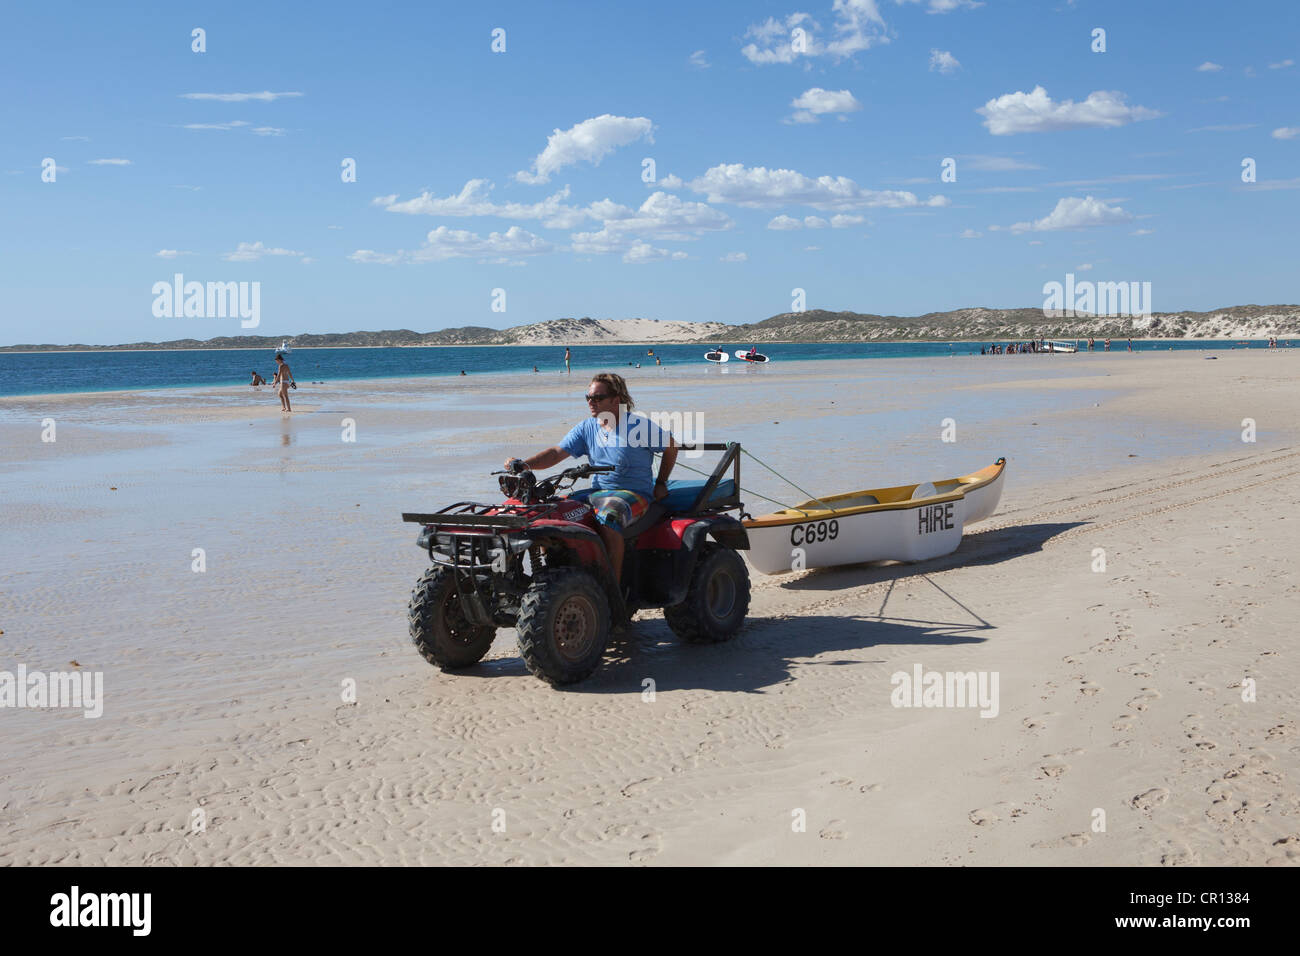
[743,458,1005,528]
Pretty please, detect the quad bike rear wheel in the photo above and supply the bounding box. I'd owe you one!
[664,544,751,643]
[408,567,497,669]
[516,567,611,685]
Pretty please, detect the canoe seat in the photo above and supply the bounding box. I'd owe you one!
[911,482,937,500]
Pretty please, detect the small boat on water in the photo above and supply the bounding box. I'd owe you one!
[734,349,770,363]
[742,458,1006,574]
[1043,340,1078,353]
[704,349,729,363]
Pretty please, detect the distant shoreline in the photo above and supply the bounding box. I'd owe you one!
[0,335,1289,355]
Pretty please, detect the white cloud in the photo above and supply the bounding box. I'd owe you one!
[689,50,710,68]
[352,226,554,264]
[181,121,251,131]
[996,196,1134,234]
[1272,127,1300,140]
[720,251,748,262]
[960,154,1041,171]
[1187,123,1256,132]
[1076,262,1093,271]
[804,245,822,251]
[251,126,285,136]
[1131,228,1155,236]
[929,49,961,73]
[515,114,653,184]
[767,215,803,230]
[1195,62,1223,72]
[180,91,303,101]
[327,224,343,230]
[691,163,949,209]
[898,0,983,11]
[623,241,688,264]
[804,215,829,228]
[598,191,733,238]
[830,213,865,227]
[570,229,630,255]
[1244,177,1300,190]
[977,86,1161,135]
[789,87,862,124]
[650,173,683,190]
[223,241,306,262]
[374,180,595,228]
[87,158,131,165]
[959,228,981,238]
[740,2,888,65]
[1269,59,1295,69]
[155,249,193,258]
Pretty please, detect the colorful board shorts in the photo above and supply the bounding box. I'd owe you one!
[584,489,651,532]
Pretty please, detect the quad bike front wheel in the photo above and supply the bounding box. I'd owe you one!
[516,567,611,685]
[408,567,497,669]
[664,543,751,643]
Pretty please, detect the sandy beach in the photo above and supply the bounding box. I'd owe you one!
[2,350,1297,865]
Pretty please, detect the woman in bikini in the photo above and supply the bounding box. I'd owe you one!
[272,353,295,412]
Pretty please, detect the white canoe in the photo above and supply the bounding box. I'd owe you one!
[742,458,1006,574]
[734,350,770,363]
[705,351,729,363]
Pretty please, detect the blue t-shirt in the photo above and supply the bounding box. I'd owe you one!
[560,413,671,496]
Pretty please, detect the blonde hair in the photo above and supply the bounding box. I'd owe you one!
[590,372,634,412]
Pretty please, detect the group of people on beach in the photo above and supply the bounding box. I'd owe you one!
[249,353,296,411]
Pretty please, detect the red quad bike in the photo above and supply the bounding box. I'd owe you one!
[402,442,752,685]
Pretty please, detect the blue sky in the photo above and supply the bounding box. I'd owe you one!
[1,0,1297,345]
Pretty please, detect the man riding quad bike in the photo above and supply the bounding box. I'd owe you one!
[402,372,751,685]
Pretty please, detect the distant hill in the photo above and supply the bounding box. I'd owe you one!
[5,306,1298,351]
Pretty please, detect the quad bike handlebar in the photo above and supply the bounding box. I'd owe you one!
[493,462,615,504]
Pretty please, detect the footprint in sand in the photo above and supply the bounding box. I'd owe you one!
[628,830,663,863]
[1112,715,1136,731]
[859,783,884,793]
[1159,841,1200,866]
[819,821,848,840]
[1127,689,1161,712]
[1129,788,1170,811]
[1079,682,1102,697]
[1023,713,1059,732]
[968,802,1025,826]
[620,777,661,798]
[1032,833,1090,849]
[1038,762,1070,779]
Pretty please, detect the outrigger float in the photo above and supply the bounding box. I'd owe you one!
[741,458,1007,574]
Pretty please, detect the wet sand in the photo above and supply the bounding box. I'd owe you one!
[1,349,1297,865]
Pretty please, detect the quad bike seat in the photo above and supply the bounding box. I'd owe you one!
[660,478,737,514]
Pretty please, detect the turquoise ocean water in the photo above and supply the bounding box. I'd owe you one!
[0,338,1283,397]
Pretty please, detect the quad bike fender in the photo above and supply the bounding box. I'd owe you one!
[524,518,607,566]
[682,516,750,551]
[634,516,750,553]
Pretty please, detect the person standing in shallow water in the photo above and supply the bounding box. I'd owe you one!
[564,346,571,374]
[272,353,295,412]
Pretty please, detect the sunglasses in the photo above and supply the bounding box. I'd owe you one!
[585,391,615,402]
